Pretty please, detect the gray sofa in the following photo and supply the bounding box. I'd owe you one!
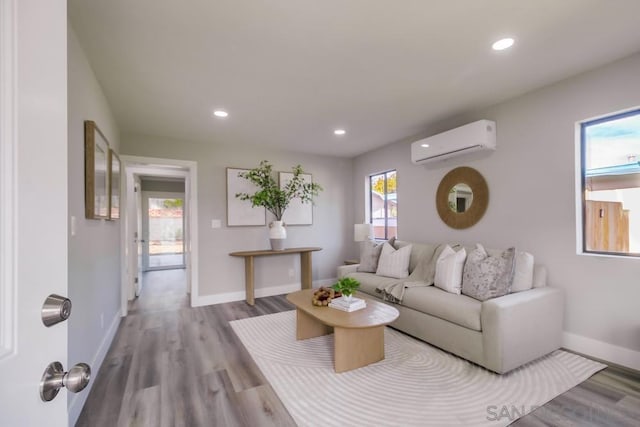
[337,240,564,374]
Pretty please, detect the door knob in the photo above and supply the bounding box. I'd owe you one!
[40,361,91,402]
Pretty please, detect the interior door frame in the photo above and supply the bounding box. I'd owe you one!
[120,156,198,316]
[0,0,18,362]
[134,175,142,297]
[141,190,186,271]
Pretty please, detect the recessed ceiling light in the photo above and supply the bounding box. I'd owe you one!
[334,129,346,135]
[213,110,228,118]
[492,38,515,51]
[421,143,430,148]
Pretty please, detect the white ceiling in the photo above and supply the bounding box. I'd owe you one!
[69,0,640,158]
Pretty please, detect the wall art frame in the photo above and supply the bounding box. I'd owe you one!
[84,120,110,219]
[108,149,121,220]
[226,167,267,226]
[279,171,313,225]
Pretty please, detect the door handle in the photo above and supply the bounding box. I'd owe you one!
[40,361,91,402]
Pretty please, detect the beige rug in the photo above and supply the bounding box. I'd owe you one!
[230,311,605,427]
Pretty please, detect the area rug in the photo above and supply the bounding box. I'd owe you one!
[230,311,606,426]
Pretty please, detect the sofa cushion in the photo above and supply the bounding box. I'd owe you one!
[402,286,483,331]
[511,251,534,292]
[394,240,437,274]
[376,243,411,278]
[461,244,515,301]
[434,245,467,295]
[406,243,447,285]
[532,265,547,288]
[345,272,401,297]
[356,240,384,272]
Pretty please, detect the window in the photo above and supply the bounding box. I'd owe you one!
[369,170,397,240]
[580,108,640,256]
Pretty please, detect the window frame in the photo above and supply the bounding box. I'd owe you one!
[579,107,640,258]
[368,169,397,241]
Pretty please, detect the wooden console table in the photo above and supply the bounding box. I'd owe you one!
[229,247,322,305]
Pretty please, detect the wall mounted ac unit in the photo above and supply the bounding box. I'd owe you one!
[411,120,496,165]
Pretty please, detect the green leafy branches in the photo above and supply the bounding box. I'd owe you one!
[235,160,323,221]
[332,277,360,297]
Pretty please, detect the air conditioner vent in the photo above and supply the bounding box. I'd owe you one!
[411,120,496,165]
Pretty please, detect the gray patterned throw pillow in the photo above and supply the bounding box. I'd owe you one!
[461,244,516,301]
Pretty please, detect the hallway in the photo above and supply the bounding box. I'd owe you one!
[76,271,295,426]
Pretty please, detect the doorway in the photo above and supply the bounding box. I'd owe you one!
[120,156,199,316]
[141,188,186,271]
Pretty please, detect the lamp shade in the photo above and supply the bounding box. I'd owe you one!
[354,223,373,242]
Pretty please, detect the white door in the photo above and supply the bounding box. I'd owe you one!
[135,176,143,296]
[0,0,72,425]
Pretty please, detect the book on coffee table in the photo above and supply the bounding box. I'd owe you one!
[329,296,366,312]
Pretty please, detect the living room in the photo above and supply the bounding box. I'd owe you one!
[2,1,639,426]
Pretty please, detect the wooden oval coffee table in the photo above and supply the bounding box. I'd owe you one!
[286,289,399,373]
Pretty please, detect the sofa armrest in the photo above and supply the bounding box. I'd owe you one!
[337,264,359,278]
[481,287,563,373]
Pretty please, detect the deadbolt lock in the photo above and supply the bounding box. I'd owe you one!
[41,294,72,327]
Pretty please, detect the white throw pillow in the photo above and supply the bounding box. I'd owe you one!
[511,251,534,292]
[434,245,467,295]
[375,243,412,279]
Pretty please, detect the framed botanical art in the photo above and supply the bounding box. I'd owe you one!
[279,171,313,225]
[84,120,110,219]
[226,167,266,226]
[108,149,121,220]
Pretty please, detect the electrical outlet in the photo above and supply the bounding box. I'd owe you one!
[288,268,295,278]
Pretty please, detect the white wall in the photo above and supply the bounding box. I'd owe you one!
[67,26,121,425]
[353,53,640,367]
[121,134,354,301]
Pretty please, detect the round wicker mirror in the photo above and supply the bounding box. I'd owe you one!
[436,167,488,229]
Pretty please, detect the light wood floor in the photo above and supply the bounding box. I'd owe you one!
[77,271,640,426]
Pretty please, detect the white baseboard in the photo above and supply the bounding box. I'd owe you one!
[563,332,640,372]
[68,312,121,427]
[193,278,337,307]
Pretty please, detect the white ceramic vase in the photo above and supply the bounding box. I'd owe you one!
[269,220,287,250]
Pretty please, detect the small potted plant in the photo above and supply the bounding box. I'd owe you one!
[332,277,360,302]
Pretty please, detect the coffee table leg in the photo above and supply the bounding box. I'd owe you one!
[295,309,332,340]
[334,326,384,373]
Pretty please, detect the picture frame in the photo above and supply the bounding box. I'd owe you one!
[279,171,313,225]
[108,149,121,220]
[84,120,110,219]
[226,167,267,226]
